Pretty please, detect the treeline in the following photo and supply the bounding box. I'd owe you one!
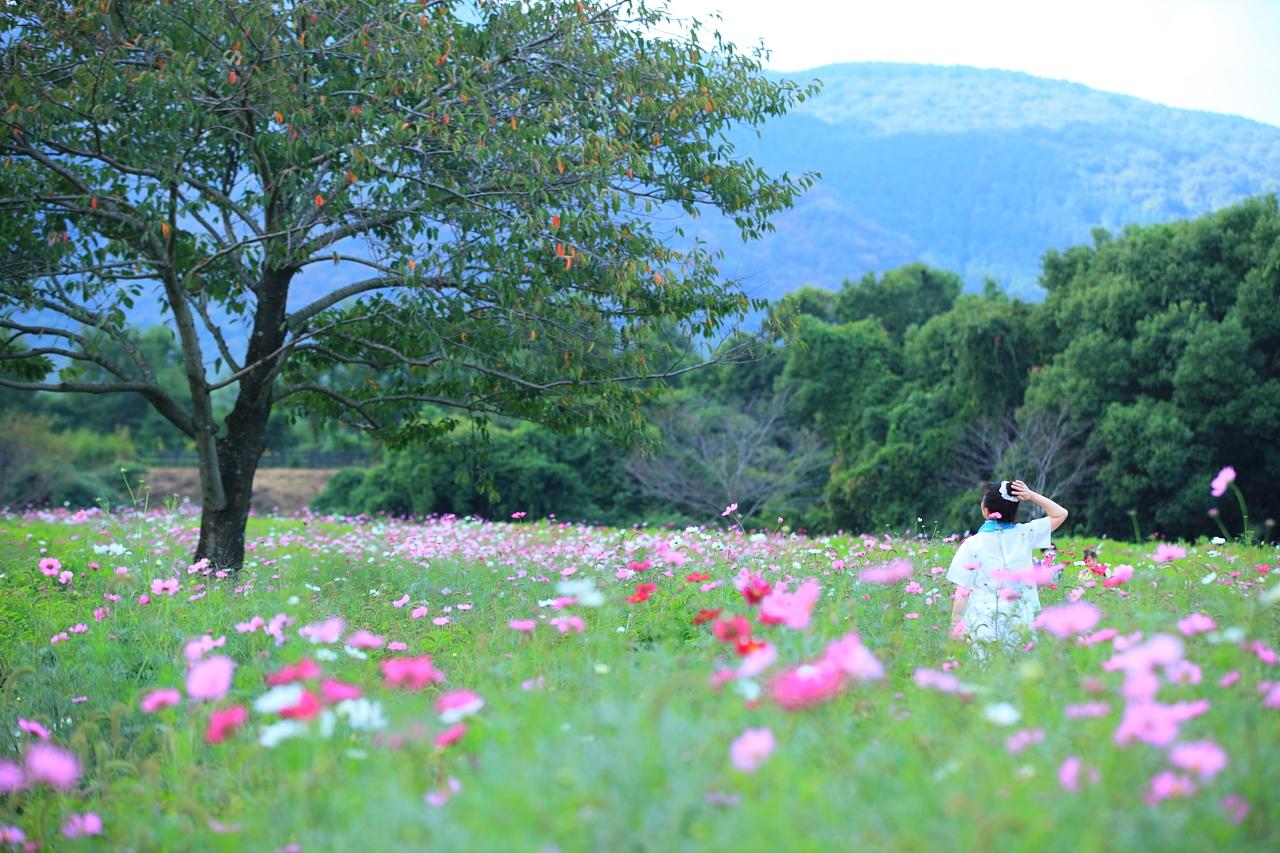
[4,197,1278,538]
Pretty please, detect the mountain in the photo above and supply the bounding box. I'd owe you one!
[693,62,1280,301]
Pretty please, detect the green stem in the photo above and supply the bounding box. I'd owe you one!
[1127,510,1142,543]
[1229,483,1251,544]
[1211,513,1232,541]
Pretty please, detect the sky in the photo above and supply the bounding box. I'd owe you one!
[663,0,1280,127]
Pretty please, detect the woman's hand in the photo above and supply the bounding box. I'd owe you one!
[1009,480,1036,501]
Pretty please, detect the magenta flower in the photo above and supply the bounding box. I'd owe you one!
[38,557,61,577]
[1064,702,1111,719]
[61,812,103,839]
[729,727,775,772]
[140,688,182,713]
[205,704,248,744]
[549,615,586,634]
[17,718,49,740]
[23,743,81,790]
[858,559,913,585]
[381,655,446,690]
[435,723,468,749]
[0,760,24,794]
[770,660,844,710]
[1210,466,1236,497]
[1153,543,1187,563]
[1169,740,1228,779]
[436,690,485,724]
[410,606,429,620]
[0,825,25,844]
[1033,602,1101,638]
[321,680,362,703]
[186,655,236,702]
[392,594,410,608]
[508,619,537,632]
[1058,756,1081,791]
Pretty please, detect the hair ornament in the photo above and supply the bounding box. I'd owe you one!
[999,481,1020,503]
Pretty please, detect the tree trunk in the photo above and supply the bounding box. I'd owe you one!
[194,268,292,572]
[194,426,267,572]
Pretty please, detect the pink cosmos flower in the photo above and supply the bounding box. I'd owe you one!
[1169,740,1228,779]
[1165,660,1202,686]
[824,633,885,681]
[436,690,485,724]
[57,570,73,585]
[140,688,182,713]
[61,812,103,839]
[424,776,461,807]
[1105,634,1184,673]
[266,658,323,686]
[1103,563,1134,588]
[1218,671,1241,688]
[508,619,537,632]
[1210,466,1236,497]
[1005,728,1044,754]
[913,668,965,694]
[1177,612,1216,636]
[298,617,345,644]
[183,634,227,662]
[858,559,913,585]
[23,743,80,790]
[205,704,248,744]
[392,594,410,608]
[17,718,49,740]
[0,825,24,844]
[345,630,386,650]
[1145,770,1197,804]
[411,606,429,619]
[432,616,450,626]
[550,615,586,634]
[1058,756,1082,792]
[279,690,323,721]
[1033,602,1101,638]
[321,680,362,703]
[758,579,821,630]
[150,577,179,596]
[738,643,778,679]
[186,655,236,702]
[729,727,775,772]
[0,760,24,794]
[236,615,265,634]
[381,655,446,690]
[387,641,408,651]
[1064,702,1111,719]
[38,557,61,577]
[770,660,844,710]
[1221,794,1250,824]
[1153,543,1187,563]
[435,723,468,749]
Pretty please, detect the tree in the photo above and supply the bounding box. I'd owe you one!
[0,1,816,568]
[626,387,830,523]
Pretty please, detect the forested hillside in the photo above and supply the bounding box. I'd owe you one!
[697,63,1280,301]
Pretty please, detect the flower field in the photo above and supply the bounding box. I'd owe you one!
[1,508,1278,850]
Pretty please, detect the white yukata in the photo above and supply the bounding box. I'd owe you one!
[946,516,1053,649]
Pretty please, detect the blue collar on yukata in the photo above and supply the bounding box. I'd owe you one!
[977,519,1016,533]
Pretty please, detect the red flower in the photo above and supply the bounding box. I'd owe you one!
[628,559,653,572]
[626,582,657,604]
[736,635,766,657]
[685,572,711,582]
[265,658,322,686]
[693,608,723,625]
[713,615,752,644]
[279,690,323,720]
[205,705,248,744]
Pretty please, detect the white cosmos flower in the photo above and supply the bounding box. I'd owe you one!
[1200,572,1218,585]
[555,578,604,607]
[335,699,388,731]
[259,720,308,748]
[253,684,305,714]
[314,648,339,662]
[983,702,1021,726]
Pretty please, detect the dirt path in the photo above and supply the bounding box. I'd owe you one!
[142,467,342,514]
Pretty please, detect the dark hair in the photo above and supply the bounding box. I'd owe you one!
[1083,547,1098,561]
[981,481,1020,523]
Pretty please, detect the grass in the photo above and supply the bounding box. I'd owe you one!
[1,507,1278,851]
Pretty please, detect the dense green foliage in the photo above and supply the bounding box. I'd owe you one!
[766,197,1280,539]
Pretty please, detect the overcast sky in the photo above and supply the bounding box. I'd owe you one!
[663,0,1280,127]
